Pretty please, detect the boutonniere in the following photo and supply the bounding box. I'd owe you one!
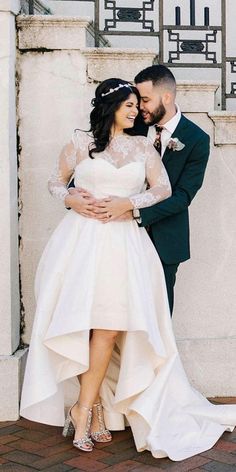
[167,137,185,151]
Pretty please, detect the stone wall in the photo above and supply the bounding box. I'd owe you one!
[173,112,236,396]
[16,16,236,398]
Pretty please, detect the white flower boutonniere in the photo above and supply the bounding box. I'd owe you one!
[167,137,185,151]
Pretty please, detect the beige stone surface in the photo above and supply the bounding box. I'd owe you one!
[0,349,28,420]
[172,112,236,394]
[173,113,236,341]
[209,112,236,144]
[177,82,219,113]
[17,15,95,50]
[176,338,236,396]
[82,48,157,82]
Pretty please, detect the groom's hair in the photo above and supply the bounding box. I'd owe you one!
[135,65,176,91]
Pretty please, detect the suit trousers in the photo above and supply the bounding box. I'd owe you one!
[147,228,179,315]
[161,261,179,316]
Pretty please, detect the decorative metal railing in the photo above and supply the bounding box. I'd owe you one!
[24,0,236,110]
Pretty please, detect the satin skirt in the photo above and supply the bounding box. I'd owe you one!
[20,210,236,460]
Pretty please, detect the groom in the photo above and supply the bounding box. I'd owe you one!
[68,65,210,315]
[132,65,210,314]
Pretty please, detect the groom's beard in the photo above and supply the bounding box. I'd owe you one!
[143,101,166,126]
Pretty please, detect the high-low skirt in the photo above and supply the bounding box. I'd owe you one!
[20,210,236,461]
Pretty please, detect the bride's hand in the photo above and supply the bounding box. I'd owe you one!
[93,197,133,222]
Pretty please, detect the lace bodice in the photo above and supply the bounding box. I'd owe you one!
[48,130,171,209]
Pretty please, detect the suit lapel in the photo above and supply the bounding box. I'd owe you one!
[162,114,189,167]
[134,113,190,166]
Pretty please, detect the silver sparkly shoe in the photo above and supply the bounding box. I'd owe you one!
[62,402,94,452]
[91,401,112,443]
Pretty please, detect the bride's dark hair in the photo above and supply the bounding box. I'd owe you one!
[88,78,140,158]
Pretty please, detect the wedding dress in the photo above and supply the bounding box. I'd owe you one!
[20,131,236,461]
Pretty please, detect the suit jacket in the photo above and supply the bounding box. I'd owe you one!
[136,114,210,265]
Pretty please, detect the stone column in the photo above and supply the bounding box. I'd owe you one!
[0,0,27,421]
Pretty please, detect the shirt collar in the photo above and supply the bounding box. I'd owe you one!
[162,104,181,134]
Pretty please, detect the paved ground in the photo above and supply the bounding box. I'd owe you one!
[0,398,236,472]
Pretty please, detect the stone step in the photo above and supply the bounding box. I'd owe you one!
[81,47,157,83]
[209,111,236,144]
[0,349,28,421]
[177,81,219,113]
[17,15,109,50]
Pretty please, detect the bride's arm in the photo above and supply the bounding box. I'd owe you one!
[48,141,77,202]
[48,136,96,216]
[129,143,172,209]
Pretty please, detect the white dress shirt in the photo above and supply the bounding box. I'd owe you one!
[147,104,181,158]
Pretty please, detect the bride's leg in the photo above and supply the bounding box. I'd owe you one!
[72,329,119,441]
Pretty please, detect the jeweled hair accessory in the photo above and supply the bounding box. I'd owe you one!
[101,83,133,97]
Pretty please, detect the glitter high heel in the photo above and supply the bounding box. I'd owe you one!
[91,401,112,443]
[62,402,94,452]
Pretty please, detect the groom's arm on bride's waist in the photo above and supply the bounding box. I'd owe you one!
[139,129,210,227]
[68,178,75,190]
[65,178,75,209]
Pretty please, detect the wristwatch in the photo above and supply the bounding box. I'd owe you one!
[132,208,142,223]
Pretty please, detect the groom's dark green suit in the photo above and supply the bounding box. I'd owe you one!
[136,114,210,313]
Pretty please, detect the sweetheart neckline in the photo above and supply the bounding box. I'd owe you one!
[74,158,144,172]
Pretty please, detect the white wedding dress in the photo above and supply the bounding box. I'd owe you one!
[20,131,236,461]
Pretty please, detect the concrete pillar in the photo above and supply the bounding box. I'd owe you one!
[0,0,27,421]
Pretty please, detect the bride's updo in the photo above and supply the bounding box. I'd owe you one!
[89,78,140,158]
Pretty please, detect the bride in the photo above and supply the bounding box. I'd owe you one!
[20,78,236,461]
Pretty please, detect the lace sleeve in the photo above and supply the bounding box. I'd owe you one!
[129,140,172,209]
[48,137,77,202]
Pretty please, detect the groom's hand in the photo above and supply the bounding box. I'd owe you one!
[65,187,97,218]
[68,187,93,199]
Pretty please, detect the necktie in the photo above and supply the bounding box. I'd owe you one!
[154,125,163,155]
